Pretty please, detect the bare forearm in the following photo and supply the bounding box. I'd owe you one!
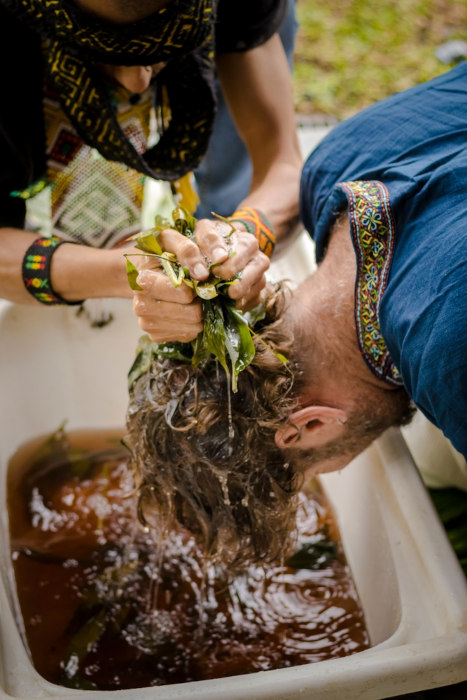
[0,228,133,305]
[237,159,302,257]
[217,36,303,257]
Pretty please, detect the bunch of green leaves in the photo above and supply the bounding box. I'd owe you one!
[126,208,262,392]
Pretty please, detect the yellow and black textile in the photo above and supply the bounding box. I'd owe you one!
[3,0,217,181]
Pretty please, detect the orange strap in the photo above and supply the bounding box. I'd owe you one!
[228,207,276,258]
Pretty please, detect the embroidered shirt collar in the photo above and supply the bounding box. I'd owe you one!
[338,180,402,387]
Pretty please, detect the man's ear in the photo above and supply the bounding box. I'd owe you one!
[274,405,348,450]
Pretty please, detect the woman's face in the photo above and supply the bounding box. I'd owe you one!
[97,62,166,93]
[74,0,171,93]
[74,0,171,24]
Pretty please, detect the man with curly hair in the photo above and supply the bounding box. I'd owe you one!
[126,281,303,568]
[127,64,466,566]
[273,63,467,473]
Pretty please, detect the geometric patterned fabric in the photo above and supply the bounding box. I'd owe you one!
[25,73,152,249]
[3,0,216,182]
[338,180,403,387]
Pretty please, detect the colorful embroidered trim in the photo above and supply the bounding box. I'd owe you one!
[338,180,402,386]
[228,207,276,258]
[22,236,83,305]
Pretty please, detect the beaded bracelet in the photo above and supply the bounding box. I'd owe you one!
[227,207,276,258]
[22,236,83,305]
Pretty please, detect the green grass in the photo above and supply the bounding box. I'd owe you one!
[429,488,467,576]
[293,0,467,119]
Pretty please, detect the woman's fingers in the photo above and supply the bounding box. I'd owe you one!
[193,218,232,265]
[157,227,211,281]
[228,262,268,309]
[130,219,270,342]
[136,267,195,303]
[133,267,202,342]
[134,297,203,342]
[194,221,270,307]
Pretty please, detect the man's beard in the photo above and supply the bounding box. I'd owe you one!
[286,392,415,476]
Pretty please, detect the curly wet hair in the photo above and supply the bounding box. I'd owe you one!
[125,282,303,570]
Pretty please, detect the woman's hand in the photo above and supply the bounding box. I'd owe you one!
[131,218,269,343]
[194,218,269,308]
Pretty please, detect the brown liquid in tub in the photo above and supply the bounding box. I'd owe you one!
[7,428,369,690]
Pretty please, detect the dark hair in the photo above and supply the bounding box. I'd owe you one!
[125,283,303,570]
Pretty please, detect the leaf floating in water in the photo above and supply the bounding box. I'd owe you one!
[285,533,338,570]
[63,607,108,680]
[23,422,93,487]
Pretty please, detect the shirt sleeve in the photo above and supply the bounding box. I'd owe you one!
[215,0,287,52]
[0,5,46,228]
[0,121,26,227]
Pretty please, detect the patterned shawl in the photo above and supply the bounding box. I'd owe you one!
[3,0,217,181]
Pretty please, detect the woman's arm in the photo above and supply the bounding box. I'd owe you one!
[0,224,264,342]
[0,227,133,305]
[216,33,303,257]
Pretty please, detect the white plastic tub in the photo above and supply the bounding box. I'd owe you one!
[1,235,467,699]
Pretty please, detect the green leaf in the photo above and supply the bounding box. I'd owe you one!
[204,302,229,373]
[193,280,219,300]
[153,342,193,362]
[285,535,338,570]
[125,258,142,291]
[62,608,108,679]
[159,253,185,287]
[128,335,154,389]
[127,208,265,393]
[429,488,467,525]
[224,304,256,392]
[172,206,196,234]
[243,302,266,327]
[153,214,171,230]
[134,229,163,255]
[447,525,467,551]
[191,331,211,368]
[173,218,189,236]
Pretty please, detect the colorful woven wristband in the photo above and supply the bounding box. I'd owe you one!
[228,207,276,258]
[22,236,83,306]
